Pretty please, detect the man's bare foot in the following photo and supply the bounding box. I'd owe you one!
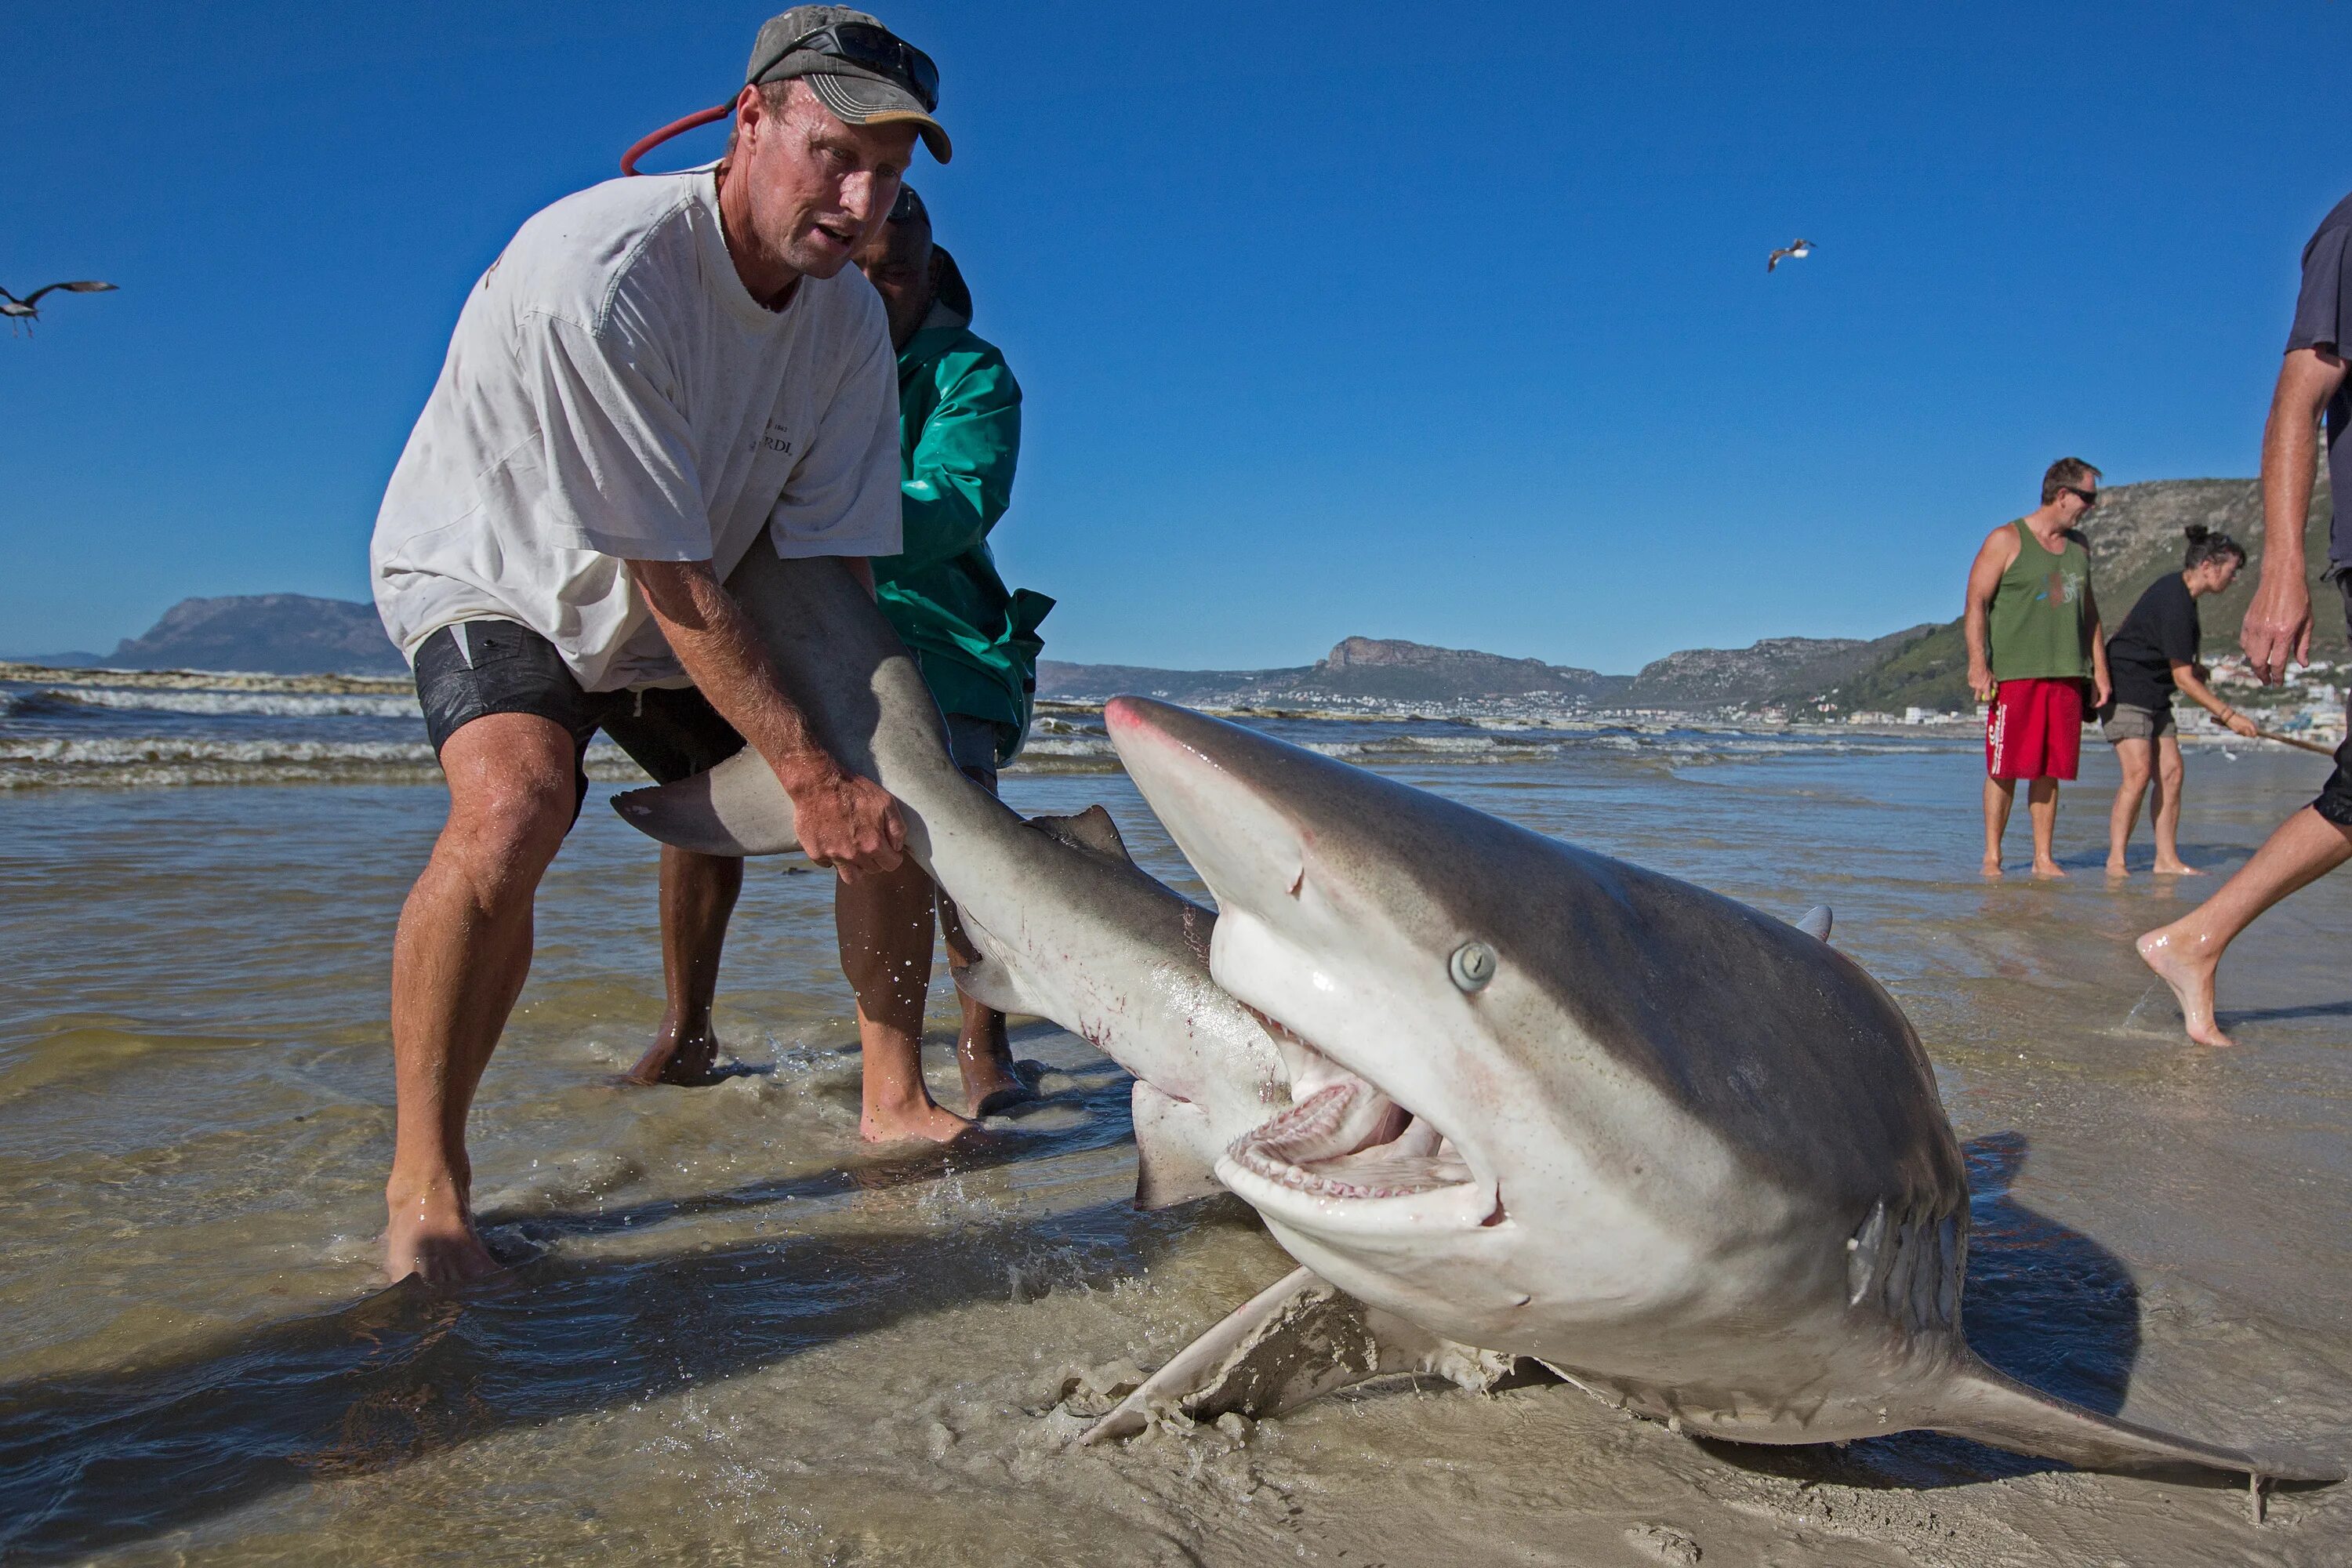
[2031,859,2068,879]
[2105,857,2129,878]
[958,1044,1033,1118]
[861,1097,974,1144]
[1981,857,2004,880]
[383,1178,500,1287]
[2153,860,2205,877]
[625,1018,728,1086]
[2135,925,2235,1047]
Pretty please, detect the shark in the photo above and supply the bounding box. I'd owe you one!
[614,550,2340,1487]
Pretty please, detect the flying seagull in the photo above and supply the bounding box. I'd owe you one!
[2,281,118,335]
[1766,238,1813,273]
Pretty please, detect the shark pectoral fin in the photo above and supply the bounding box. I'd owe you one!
[1028,804,1134,865]
[1795,905,1834,941]
[1927,1355,2344,1483]
[612,749,802,858]
[1131,1082,1225,1210]
[1076,1269,1549,1446]
[952,953,1040,1016]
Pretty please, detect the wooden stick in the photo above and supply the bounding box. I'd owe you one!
[2253,728,2341,759]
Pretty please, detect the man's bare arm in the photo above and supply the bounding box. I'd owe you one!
[629,557,904,879]
[1962,528,2016,702]
[2243,346,2348,682]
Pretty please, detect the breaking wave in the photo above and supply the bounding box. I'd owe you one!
[11,686,423,720]
[0,736,646,790]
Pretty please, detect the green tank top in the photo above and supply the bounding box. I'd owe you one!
[1988,519,2092,681]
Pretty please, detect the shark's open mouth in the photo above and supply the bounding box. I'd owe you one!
[1229,1080,1474,1199]
[1221,1013,1495,1224]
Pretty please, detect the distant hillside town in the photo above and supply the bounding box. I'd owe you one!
[9,473,2340,739]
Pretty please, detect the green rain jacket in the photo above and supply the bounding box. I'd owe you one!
[870,247,1052,765]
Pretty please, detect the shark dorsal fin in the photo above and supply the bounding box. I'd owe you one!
[1795,906,1833,942]
[1030,804,1134,865]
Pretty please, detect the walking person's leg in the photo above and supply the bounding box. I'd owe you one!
[386,710,581,1284]
[836,858,971,1142]
[2027,778,2065,878]
[2106,736,2152,876]
[627,847,744,1085]
[2136,806,2352,1047]
[2151,732,2198,875]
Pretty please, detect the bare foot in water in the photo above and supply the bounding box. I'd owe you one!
[2105,856,2129,879]
[625,1017,728,1087]
[383,1177,500,1287]
[861,1097,974,1144]
[956,1004,1033,1117]
[2153,859,2205,877]
[1981,857,2004,880]
[2136,925,2235,1047]
[2031,858,2068,879]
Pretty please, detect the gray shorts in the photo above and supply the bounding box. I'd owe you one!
[2101,702,2175,744]
[942,712,1005,793]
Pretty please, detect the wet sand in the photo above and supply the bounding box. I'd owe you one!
[1,736,2347,1563]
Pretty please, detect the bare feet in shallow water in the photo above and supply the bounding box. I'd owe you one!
[861,1096,974,1144]
[2136,924,2236,1047]
[2031,858,2068,879]
[383,1176,501,1287]
[625,1018,729,1087]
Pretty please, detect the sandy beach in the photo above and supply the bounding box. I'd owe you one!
[2,700,2346,1564]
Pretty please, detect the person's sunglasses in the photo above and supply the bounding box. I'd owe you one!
[751,22,939,113]
[2063,485,2100,510]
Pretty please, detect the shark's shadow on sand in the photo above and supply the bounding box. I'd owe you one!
[0,1123,2182,1557]
[1697,1131,2148,1487]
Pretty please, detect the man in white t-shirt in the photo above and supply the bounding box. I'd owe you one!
[368,6,950,1286]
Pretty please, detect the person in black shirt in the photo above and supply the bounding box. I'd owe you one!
[2140,189,2352,1047]
[2101,526,2259,875]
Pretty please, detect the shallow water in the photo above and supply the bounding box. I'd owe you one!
[2,726,2347,1564]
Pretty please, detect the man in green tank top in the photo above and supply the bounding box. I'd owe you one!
[1962,457,2114,877]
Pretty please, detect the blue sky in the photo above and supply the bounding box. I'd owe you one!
[4,1,2345,670]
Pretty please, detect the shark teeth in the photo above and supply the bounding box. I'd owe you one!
[1229,1081,1474,1202]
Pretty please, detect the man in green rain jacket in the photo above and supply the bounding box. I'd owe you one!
[833,185,1051,1138]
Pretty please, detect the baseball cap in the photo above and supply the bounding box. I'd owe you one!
[747,7,951,164]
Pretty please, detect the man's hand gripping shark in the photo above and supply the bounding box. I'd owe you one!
[615,550,2341,1490]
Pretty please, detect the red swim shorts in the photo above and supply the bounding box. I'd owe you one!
[1985,677,2085,781]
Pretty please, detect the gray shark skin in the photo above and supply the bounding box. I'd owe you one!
[612,554,2337,1484]
[610,549,1287,1203]
[1102,695,2341,1484]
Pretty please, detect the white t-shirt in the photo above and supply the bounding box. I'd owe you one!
[371,167,902,692]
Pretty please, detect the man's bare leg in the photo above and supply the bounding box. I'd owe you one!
[2151,735,2199,874]
[836,856,969,1142]
[2106,738,2151,877]
[938,893,1028,1116]
[2136,806,2352,1047]
[626,847,744,1085]
[2027,778,2066,877]
[386,713,578,1285]
[1983,776,2016,878]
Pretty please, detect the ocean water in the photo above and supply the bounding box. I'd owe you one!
[2,676,2348,1564]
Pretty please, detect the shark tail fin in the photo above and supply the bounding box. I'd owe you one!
[1926,1354,2343,1483]
[613,750,801,858]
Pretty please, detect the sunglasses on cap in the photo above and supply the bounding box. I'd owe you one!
[752,21,938,113]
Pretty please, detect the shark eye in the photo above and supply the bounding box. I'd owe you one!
[1449,941,1495,993]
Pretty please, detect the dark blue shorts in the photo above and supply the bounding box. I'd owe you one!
[412,619,746,826]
